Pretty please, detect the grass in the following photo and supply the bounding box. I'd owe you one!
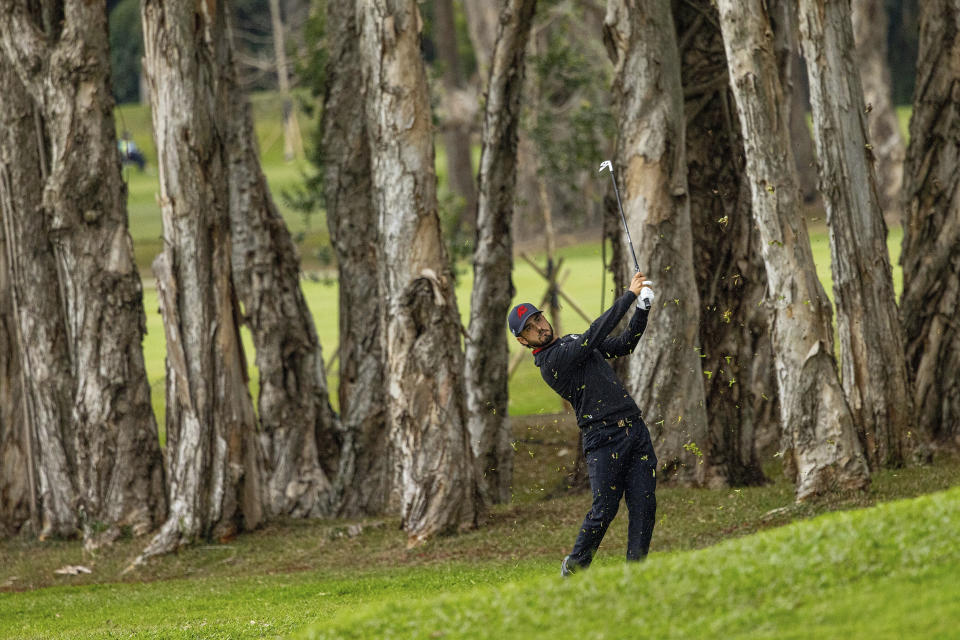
[3,438,958,638]
[2,96,930,637]
[302,485,960,639]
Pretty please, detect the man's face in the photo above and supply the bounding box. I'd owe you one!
[516,312,554,348]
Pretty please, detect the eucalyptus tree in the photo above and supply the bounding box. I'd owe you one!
[603,0,719,486]
[358,0,480,543]
[321,0,390,516]
[798,0,913,469]
[676,0,775,486]
[466,0,538,505]
[716,0,869,499]
[139,0,267,558]
[0,0,165,542]
[901,0,960,445]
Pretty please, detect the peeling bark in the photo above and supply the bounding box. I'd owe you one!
[321,0,391,516]
[226,32,338,520]
[0,0,165,542]
[798,0,914,469]
[359,0,480,543]
[604,0,718,486]
[901,0,960,445]
[139,0,264,559]
[717,0,869,499]
[465,0,537,505]
[676,0,775,486]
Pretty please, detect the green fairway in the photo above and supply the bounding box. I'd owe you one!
[303,486,960,639]
[3,461,957,639]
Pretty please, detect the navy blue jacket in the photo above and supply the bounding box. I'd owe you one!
[532,291,648,428]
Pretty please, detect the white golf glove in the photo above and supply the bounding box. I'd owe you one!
[638,281,655,310]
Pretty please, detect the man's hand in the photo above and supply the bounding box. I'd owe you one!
[639,281,655,310]
[628,271,646,297]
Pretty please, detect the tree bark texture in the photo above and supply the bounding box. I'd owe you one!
[225,23,339,519]
[769,0,819,205]
[321,0,391,517]
[0,0,165,542]
[604,0,717,487]
[900,0,960,445]
[798,0,914,469]
[0,57,75,539]
[851,0,905,214]
[676,0,775,487]
[0,76,33,534]
[434,0,479,232]
[139,0,265,559]
[465,0,537,505]
[359,0,480,544]
[717,0,869,499]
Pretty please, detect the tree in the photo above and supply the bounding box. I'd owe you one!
[603,0,719,486]
[717,0,869,499]
[0,68,33,534]
[798,0,914,469]
[676,0,775,486]
[465,0,538,505]
[0,56,76,539]
[226,33,340,518]
[138,0,266,559]
[0,0,165,542]
[900,0,960,445]
[851,0,906,214]
[358,0,480,543]
[320,0,392,517]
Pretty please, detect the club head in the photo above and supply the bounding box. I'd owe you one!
[598,160,612,173]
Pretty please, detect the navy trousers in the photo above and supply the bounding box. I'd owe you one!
[568,415,658,568]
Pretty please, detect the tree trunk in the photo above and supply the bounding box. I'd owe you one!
[358,0,480,544]
[0,57,75,539]
[321,0,391,517]
[900,0,960,446]
[851,0,905,215]
[769,0,818,205]
[0,0,165,543]
[466,0,537,506]
[798,0,914,469]
[603,0,718,486]
[676,0,774,487]
[226,49,339,517]
[434,0,479,233]
[139,0,265,559]
[0,84,32,535]
[462,0,500,78]
[717,0,869,499]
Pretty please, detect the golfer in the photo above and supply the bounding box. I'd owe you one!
[508,271,657,577]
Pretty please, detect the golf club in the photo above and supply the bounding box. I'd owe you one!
[599,160,640,274]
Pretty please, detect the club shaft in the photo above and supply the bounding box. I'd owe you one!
[608,171,640,273]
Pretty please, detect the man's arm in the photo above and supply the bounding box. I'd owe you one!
[558,290,638,366]
[599,306,649,359]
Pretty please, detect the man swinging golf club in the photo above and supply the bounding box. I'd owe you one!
[508,272,657,576]
[507,160,657,577]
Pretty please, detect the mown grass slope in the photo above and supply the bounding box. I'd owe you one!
[303,485,960,640]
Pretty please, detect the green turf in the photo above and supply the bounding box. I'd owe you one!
[3,449,958,639]
[301,486,960,639]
